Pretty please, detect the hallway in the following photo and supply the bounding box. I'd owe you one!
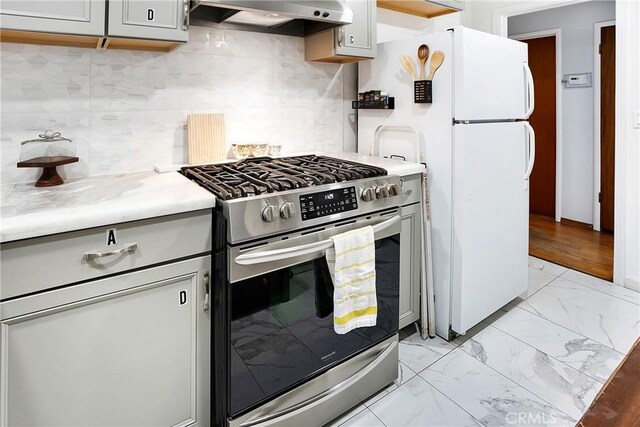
[529,213,614,280]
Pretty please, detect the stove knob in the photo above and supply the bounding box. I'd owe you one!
[361,187,375,202]
[261,205,278,223]
[387,183,400,197]
[280,202,295,219]
[375,185,390,199]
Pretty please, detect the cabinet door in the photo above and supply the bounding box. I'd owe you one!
[399,202,421,329]
[0,257,210,427]
[334,0,376,58]
[108,0,188,42]
[0,0,105,36]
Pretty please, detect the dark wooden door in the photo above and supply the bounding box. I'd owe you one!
[600,25,615,232]
[524,36,556,217]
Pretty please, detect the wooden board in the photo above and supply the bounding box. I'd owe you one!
[187,114,227,165]
[600,25,616,232]
[523,36,557,218]
[578,338,640,427]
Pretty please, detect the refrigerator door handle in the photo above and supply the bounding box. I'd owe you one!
[524,63,535,119]
[524,122,536,181]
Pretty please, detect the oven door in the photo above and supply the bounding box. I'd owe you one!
[227,210,401,419]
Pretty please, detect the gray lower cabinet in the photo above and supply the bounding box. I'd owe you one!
[0,256,210,427]
[399,201,421,329]
[107,0,189,43]
[305,0,376,62]
[0,211,212,426]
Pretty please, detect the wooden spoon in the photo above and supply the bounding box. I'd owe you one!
[427,50,445,80]
[418,44,429,80]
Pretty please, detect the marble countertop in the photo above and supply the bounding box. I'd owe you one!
[326,152,426,177]
[156,151,426,177]
[0,152,421,243]
[0,171,216,243]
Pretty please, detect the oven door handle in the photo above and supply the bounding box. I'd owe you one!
[234,215,401,266]
[239,339,398,426]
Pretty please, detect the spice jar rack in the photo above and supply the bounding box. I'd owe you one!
[352,90,395,110]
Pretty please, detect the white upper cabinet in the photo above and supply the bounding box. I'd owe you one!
[107,0,188,43]
[0,0,106,36]
[306,0,377,62]
[377,0,465,17]
[0,0,188,51]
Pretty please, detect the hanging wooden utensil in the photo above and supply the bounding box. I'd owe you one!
[427,50,445,80]
[417,44,429,80]
[399,54,418,80]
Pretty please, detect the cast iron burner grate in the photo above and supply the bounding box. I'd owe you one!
[181,155,387,201]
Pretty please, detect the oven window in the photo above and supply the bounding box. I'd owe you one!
[229,235,400,417]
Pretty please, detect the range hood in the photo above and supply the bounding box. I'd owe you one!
[190,0,353,37]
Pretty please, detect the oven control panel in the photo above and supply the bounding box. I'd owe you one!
[299,186,358,221]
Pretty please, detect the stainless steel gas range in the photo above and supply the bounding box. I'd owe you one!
[182,155,402,427]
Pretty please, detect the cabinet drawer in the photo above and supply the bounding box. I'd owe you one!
[400,174,423,206]
[0,210,211,300]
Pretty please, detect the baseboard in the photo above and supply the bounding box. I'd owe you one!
[560,217,594,230]
[624,276,640,292]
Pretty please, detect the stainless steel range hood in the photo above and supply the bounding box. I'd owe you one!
[190,0,353,37]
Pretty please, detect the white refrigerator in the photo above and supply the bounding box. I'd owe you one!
[357,26,535,340]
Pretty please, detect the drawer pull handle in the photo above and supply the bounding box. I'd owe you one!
[83,243,138,261]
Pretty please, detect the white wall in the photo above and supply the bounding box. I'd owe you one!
[0,27,347,184]
[508,1,615,225]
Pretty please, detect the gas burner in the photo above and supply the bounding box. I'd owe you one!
[181,155,387,201]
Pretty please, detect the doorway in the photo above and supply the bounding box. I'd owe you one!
[598,24,616,233]
[523,35,557,219]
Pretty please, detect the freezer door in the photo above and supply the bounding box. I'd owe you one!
[450,122,531,334]
[453,26,534,121]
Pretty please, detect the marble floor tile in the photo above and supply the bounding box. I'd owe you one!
[339,408,386,427]
[451,321,492,346]
[421,349,576,426]
[529,256,568,277]
[523,267,557,299]
[364,361,416,407]
[460,325,601,419]
[398,330,457,374]
[369,376,480,427]
[518,278,640,354]
[561,269,640,306]
[1,183,14,200]
[324,404,367,427]
[491,307,625,383]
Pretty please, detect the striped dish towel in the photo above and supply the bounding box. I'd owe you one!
[326,226,377,334]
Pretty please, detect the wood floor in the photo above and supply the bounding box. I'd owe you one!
[578,338,640,427]
[529,213,614,281]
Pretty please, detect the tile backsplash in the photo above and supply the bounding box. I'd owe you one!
[0,26,347,184]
